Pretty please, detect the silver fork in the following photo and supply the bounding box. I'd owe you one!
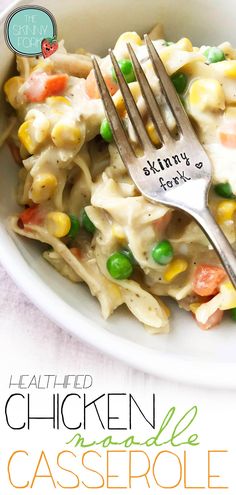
[92,35,236,287]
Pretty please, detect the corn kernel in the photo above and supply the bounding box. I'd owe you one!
[113,92,126,118]
[224,106,236,120]
[4,76,24,109]
[164,258,188,282]
[217,200,236,223]
[189,302,201,313]
[112,82,141,120]
[189,79,225,111]
[176,37,193,52]
[46,96,71,106]
[115,32,142,49]
[31,173,58,203]
[222,60,236,78]
[146,121,160,146]
[112,224,126,242]
[219,280,236,310]
[159,46,174,64]
[25,109,50,143]
[46,212,71,238]
[51,119,81,148]
[129,81,141,100]
[18,121,36,154]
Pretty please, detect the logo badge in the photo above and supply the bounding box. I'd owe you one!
[4,5,57,57]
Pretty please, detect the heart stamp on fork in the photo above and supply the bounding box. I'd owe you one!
[195,162,203,169]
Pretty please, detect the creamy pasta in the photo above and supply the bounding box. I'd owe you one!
[3,26,236,332]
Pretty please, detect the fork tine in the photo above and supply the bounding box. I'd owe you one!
[145,34,197,139]
[109,49,154,151]
[127,42,173,145]
[92,56,134,163]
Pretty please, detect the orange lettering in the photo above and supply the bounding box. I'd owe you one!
[208,450,228,489]
[129,450,150,488]
[30,450,56,488]
[82,450,104,488]
[153,450,182,488]
[107,450,127,489]
[8,450,29,488]
[57,450,79,488]
[184,451,205,489]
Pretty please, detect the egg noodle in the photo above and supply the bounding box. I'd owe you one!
[3,24,236,332]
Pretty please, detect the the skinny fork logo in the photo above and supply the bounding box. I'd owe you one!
[4,5,57,57]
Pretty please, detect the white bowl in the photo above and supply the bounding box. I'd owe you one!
[1,0,236,389]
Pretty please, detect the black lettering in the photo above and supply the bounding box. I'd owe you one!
[166,180,173,188]
[84,394,106,429]
[177,170,191,182]
[27,393,56,429]
[159,177,167,191]
[147,160,158,174]
[5,394,26,430]
[129,394,155,429]
[157,158,165,171]
[108,393,127,430]
[173,176,180,185]
[172,155,181,165]
[61,394,82,429]
[163,157,173,168]
[143,167,150,176]
[180,152,190,166]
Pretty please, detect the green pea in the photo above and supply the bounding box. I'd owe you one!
[152,240,173,265]
[107,251,133,279]
[171,72,188,94]
[164,40,174,46]
[230,308,236,321]
[204,47,225,64]
[82,210,96,234]
[100,119,113,143]
[112,59,136,84]
[68,214,80,239]
[119,247,137,265]
[214,183,235,199]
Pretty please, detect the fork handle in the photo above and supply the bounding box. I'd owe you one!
[191,207,236,288]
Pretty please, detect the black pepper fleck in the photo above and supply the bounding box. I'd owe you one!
[17,218,24,229]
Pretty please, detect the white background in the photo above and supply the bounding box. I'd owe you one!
[0,0,236,491]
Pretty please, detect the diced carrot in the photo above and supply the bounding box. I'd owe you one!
[195,309,223,330]
[18,205,45,226]
[219,122,236,148]
[44,74,68,97]
[70,247,81,259]
[153,211,173,233]
[24,72,68,103]
[7,139,22,165]
[85,70,99,99]
[85,69,118,99]
[192,264,226,297]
